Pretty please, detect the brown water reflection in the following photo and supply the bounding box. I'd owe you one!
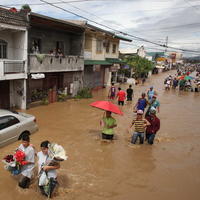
[1,71,200,200]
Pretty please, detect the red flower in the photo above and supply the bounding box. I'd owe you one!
[14,150,26,165]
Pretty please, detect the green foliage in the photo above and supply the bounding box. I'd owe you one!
[41,98,49,105]
[58,93,67,102]
[31,89,48,102]
[123,55,154,77]
[21,4,31,11]
[75,88,92,99]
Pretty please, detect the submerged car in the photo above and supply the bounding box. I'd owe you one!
[0,109,38,147]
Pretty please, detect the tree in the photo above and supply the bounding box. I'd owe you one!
[21,4,31,12]
[123,55,154,78]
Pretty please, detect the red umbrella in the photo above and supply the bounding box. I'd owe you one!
[90,101,123,115]
[177,75,185,80]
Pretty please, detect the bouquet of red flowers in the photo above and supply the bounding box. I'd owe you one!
[2,150,26,175]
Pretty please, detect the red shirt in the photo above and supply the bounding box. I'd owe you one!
[117,90,126,101]
[146,115,160,134]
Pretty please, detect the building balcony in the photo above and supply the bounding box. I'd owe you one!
[29,54,84,73]
[0,60,27,80]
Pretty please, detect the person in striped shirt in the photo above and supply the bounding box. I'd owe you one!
[130,110,149,144]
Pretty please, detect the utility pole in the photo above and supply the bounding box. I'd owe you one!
[165,36,168,52]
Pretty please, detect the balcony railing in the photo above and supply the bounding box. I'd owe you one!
[29,54,84,73]
[3,60,25,74]
[0,60,26,80]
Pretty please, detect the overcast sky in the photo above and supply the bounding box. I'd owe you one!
[1,0,200,56]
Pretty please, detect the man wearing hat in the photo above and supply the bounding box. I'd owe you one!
[145,108,160,145]
[130,110,149,144]
[145,95,160,117]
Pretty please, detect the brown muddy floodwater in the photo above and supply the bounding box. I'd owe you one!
[0,70,200,200]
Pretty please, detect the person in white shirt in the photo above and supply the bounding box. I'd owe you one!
[18,134,35,189]
[37,140,60,198]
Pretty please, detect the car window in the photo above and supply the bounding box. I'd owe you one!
[0,115,20,130]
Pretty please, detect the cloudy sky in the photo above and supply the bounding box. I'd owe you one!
[1,0,200,56]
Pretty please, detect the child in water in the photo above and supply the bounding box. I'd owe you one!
[130,110,149,144]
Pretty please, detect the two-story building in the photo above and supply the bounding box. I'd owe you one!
[83,23,132,88]
[0,8,28,109]
[27,13,85,105]
[66,21,132,89]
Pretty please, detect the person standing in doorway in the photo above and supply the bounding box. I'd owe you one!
[126,85,133,101]
[116,87,126,106]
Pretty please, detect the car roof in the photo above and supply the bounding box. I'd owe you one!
[0,109,15,116]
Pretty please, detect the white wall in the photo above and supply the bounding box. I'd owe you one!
[86,35,119,60]
[104,67,111,86]
[0,32,13,59]
[10,79,26,109]
[13,31,26,60]
[0,30,27,60]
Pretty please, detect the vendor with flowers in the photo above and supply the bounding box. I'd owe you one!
[18,134,35,189]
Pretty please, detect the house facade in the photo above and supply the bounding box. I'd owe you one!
[27,13,85,105]
[83,24,132,88]
[0,8,28,109]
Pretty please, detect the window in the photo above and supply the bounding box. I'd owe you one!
[112,44,117,54]
[96,39,103,53]
[106,42,110,53]
[31,38,41,54]
[0,116,20,130]
[0,39,7,58]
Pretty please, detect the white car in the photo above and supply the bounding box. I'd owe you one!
[0,109,38,147]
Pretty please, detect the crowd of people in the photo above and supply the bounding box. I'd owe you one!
[104,84,161,145]
[164,69,200,92]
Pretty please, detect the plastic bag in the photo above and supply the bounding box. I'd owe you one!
[38,171,49,186]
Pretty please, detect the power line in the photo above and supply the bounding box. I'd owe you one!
[1,0,199,54]
[183,0,200,14]
[3,1,200,12]
[1,0,108,7]
[38,0,200,54]
[135,22,200,32]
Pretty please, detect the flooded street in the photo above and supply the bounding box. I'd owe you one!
[0,70,200,200]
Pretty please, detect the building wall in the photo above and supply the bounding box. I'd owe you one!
[63,71,83,96]
[29,27,83,56]
[0,32,14,59]
[0,30,27,60]
[10,79,26,109]
[84,34,120,60]
[13,31,27,61]
[83,65,105,89]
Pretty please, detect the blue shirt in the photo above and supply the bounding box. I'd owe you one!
[137,98,147,111]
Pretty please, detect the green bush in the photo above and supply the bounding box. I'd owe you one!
[41,98,49,105]
[58,93,67,102]
[75,88,92,99]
